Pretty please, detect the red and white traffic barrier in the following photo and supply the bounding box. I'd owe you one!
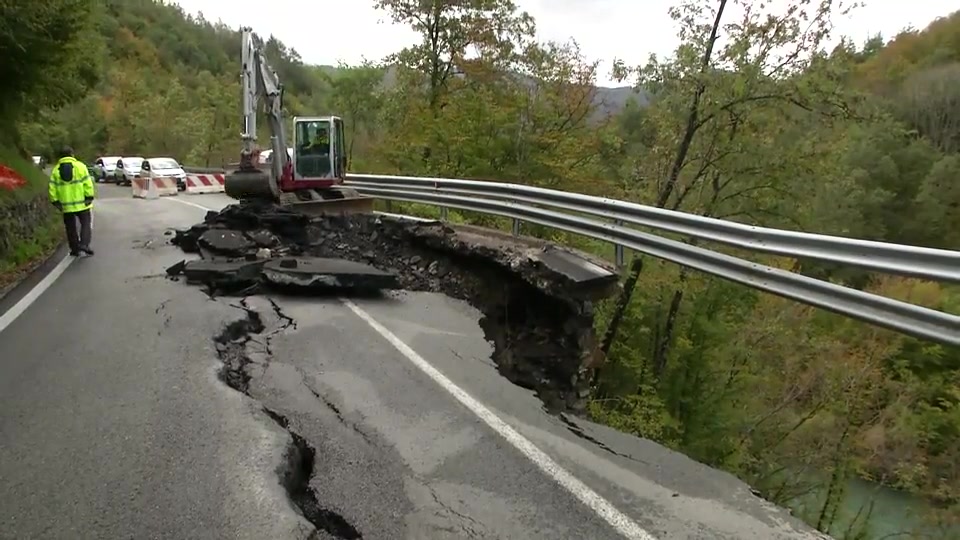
[184,174,225,194]
[132,176,178,198]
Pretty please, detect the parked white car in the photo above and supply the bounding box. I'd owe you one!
[94,156,121,182]
[259,147,293,165]
[113,157,144,186]
[141,157,187,190]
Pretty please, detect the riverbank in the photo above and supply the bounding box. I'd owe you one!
[789,475,959,539]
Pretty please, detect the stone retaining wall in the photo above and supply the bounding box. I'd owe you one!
[0,194,56,260]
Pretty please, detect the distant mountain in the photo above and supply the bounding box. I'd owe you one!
[318,63,649,122]
[591,86,651,121]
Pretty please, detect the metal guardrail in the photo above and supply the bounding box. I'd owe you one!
[183,166,231,174]
[342,173,960,347]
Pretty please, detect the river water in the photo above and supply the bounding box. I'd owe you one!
[790,477,958,539]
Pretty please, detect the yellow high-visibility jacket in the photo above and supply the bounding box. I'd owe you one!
[49,157,94,213]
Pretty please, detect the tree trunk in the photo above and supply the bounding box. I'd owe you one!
[653,286,685,379]
[817,423,851,532]
[592,258,645,397]
[656,0,727,209]
[598,0,727,359]
[600,257,644,357]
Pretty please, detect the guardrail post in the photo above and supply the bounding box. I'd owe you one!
[614,220,625,268]
[511,218,521,236]
[440,206,448,221]
[385,200,392,213]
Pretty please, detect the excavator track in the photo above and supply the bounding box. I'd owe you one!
[225,169,373,215]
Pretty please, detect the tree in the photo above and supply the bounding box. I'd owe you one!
[603,0,859,380]
[896,63,960,154]
[374,0,536,165]
[324,61,386,165]
[0,0,103,147]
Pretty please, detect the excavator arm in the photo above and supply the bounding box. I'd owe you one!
[226,27,287,200]
[240,27,288,189]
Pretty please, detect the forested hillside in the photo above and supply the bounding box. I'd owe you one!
[5,0,960,537]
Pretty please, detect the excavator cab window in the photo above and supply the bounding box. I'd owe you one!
[293,119,332,178]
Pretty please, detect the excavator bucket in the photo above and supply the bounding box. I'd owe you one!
[224,169,273,200]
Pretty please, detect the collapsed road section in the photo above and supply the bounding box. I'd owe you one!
[166,201,619,412]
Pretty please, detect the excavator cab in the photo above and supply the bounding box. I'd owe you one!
[291,116,346,181]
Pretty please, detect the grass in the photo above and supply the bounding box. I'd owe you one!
[0,219,61,289]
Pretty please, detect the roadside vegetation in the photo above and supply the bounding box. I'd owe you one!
[7,0,960,536]
[0,147,62,290]
[0,1,97,288]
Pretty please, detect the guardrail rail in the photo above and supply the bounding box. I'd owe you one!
[341,173,960,347]
[178,167,960,346]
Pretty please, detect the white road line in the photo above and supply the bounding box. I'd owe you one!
[0,204,121,333]
[164,197,217,212]
[341,299,656,540]
[0,255,74,335]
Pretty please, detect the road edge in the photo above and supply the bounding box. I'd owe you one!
[0,241,70,333]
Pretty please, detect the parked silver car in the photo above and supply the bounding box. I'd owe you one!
[113,157,144,186]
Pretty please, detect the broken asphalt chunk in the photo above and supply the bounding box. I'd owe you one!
[531,248,619,300]
[246,229,281,248]
[166,259,186,276]
[170,225,206,252]
[198,229,255,257]
[182,259,267,284]
[262,257,400,291]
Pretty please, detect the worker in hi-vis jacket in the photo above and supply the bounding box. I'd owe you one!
[49,146,95,256]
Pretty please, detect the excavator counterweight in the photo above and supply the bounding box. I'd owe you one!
[223,28,372,215]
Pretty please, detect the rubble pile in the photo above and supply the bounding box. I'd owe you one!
[167,202,619,411]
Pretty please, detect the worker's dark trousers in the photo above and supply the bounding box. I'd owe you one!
[62,209,92,253]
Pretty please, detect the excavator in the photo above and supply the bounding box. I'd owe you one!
[223,27,373,215]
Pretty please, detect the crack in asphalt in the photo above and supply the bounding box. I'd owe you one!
[557,413,652,466]
[298,375,377,447]
[214,298,364,539]
[154,299,172,331]
[427,486,486,538]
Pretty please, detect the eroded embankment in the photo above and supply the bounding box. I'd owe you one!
[169,202,618,413]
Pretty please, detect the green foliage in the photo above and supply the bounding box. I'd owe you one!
[0,0,103,130]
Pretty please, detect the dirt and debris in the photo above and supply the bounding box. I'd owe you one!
[168,201,619,412]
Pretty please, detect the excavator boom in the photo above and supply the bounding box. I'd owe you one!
[223,27,372,215]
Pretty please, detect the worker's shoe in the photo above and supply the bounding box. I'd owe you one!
[69,250,80,256]
[81,247,94,256]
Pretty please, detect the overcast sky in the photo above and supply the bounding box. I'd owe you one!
[172,0,956,87]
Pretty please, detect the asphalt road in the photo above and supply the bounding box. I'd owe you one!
[0,184,829,540]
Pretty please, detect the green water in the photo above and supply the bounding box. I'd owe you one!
[789,477,957,539]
